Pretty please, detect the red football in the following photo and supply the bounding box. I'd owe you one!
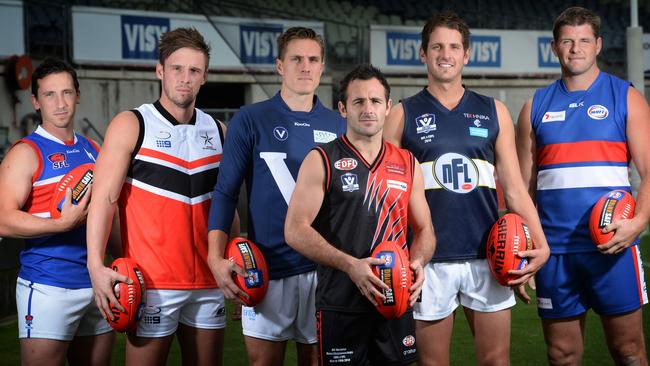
[589,190,635,246]
[225,237,269,306]
[107,258,146,332]
[49,163,94,219]
[486,213,535,286]
[371,240,411,319]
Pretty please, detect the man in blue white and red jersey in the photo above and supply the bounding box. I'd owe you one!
[383,12,550,365]
[285,64,436,365]
[517,6,649,365]
[207,27,345,365]
[0,58,114,365]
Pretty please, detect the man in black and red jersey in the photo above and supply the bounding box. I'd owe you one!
[285,64,436,365]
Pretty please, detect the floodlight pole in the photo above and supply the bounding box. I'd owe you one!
[626,0,644,96]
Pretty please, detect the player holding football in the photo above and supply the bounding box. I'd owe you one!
[207,27,345,365]
[285,64,436,365]
[0,58,113,365]
[87,28,231,365]
[516,7,649,365]
[383,12,550,365]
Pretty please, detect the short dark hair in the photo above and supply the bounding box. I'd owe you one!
[31,58,79,96]
[553,6,601,41]
[421,11,471,53]
[339,64,390,104]
[277,27,325,61]
[158,27,210,68]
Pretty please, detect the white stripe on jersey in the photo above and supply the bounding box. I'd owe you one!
[32,212,50,218]
[125,178,212,205]
[420,159,496,190]
[537,166,630,190]
[134,154,220,175]
[33,175,63,187]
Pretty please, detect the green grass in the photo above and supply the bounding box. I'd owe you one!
[1,237,648,365]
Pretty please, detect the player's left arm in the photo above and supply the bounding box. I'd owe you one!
[493,100,550,301]
[285,150,389,306]
[600,87,650,254]
[406,156,436,306]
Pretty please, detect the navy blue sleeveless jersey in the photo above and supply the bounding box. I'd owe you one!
[312,136,415,312]
[401,88,499,261]
[209,92,346,279]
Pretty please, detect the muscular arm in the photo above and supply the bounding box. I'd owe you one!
[494,100,549,302]
[0,143,89,238]
[86,111,139,317]
[383,102,405,147]
[405,158,436,305]
[284,150,388,306]
[516,99,538,199]
[600,88,650,254]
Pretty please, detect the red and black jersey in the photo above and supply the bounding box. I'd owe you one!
[312,135,415,312]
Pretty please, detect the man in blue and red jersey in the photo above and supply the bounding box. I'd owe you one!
[207,27,345,365]
[285,64,436,365]
[383,11,550,365]
[0,58,114,365]
[87,28,229,366]
[517,6,649,365]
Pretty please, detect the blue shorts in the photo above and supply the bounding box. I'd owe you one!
[536,245,648,319]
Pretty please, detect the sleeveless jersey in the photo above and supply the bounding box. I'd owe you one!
[312,136,415,312]
[19,126,99,289]
[120,101,223,289]
[530,72,632,254]
[401,88,499,261]
[208,92,346,279]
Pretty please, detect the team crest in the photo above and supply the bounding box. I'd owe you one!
[587,105,609,120]
[334,158,358,171]
[341,173,359,192]
[273,126,288,141]
[433,152,479,194]
[415,113,436,134]
[47,152,69,169]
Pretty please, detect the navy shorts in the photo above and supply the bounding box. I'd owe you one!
[536,245,648,318]
[317,309,417,366]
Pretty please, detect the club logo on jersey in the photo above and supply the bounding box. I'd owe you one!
[314,130,337,143]
[542,111,565,123]
[587,105,609,120]
[273,126,288,141]
[387,179,408,192]
[200,131,217,150]
[334,158,358,171]
[402,335,416,347]
[341,173,359,192]
[473,119,482,127]
[47,153,69,169]
[415,113,436,134]
[433,153,479,194]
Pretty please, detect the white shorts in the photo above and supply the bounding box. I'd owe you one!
[414,259,516,321]
[16,277,112,341]
[242,271,317,344]
[136,288,226,337]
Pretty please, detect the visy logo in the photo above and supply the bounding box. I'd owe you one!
[121,15,169,60]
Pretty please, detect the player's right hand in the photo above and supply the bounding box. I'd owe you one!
[88,263,131,320]
[58,185,91,230]
[346,257,390,306]
[208,255,249,305]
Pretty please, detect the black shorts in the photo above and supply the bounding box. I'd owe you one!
[317,308,417,366]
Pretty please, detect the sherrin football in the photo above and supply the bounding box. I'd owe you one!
[49,163,94,219]
[225,237,269,307]
[371,240,411,319]
[107,258,146,332]
[486,213,535,286]
[589,190,635,246]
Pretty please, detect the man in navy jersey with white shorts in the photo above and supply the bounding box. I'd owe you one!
[517,7,649,365]
[383,12,550,365]
[0,58,114,365]
[207,27,345,366]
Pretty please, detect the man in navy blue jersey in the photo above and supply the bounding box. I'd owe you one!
[207,27,345,366]
[383,12,550,366]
